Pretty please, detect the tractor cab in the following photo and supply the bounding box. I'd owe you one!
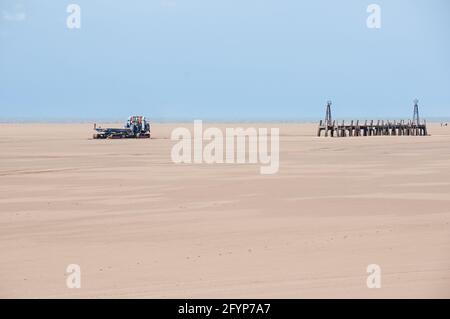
[125,116,150,136]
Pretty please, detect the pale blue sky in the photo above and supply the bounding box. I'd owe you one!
[1,0,449,121]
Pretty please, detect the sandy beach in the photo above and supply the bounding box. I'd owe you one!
[1,122,450,298]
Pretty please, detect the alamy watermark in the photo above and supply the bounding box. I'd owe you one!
[66,4,81,29]
[66,264,81,289]
[367,4,381,29]
[171,121,279,175]
[366,264,381,288]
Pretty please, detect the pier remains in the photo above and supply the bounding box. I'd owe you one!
[317,99,428,137]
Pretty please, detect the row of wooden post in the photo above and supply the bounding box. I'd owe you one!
[317,119,428,137]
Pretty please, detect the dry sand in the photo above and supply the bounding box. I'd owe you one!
[1,122,450,298]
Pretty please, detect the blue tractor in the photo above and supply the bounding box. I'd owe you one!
[93,116,151,139]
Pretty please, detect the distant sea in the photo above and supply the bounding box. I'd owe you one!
[1,117,450,124]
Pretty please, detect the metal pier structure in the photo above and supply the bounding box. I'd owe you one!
[317,99,428,137]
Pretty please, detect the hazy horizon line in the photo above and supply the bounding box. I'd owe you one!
[1,116,450,124]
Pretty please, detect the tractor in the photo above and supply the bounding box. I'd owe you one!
[93,116,151,139]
